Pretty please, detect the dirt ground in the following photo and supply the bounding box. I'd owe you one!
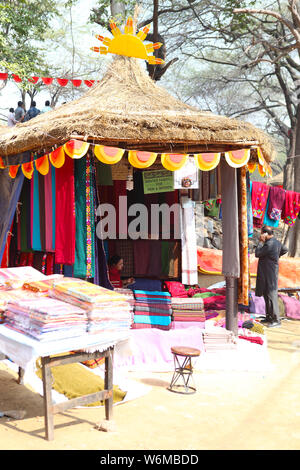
[0,318,300,451]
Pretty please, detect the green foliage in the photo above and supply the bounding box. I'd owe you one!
[0,0,60,84]
[90,0,137,29]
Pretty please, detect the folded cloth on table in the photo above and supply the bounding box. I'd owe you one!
[4,297,88,341]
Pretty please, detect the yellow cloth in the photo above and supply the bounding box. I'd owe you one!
[36,359,126,406]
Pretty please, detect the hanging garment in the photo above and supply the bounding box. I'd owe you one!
[31,169,42,251]
[204,199,219,217]
[251,181,270,228]
[238,166,249,306]
[0,168,24,265]
[282,190,300,226]
[133,240,150,276]
[220,159,240,278]
[44,165,55,252]
[263,197,279,228]
[201,171,210,201]
[74,158,87,278]
[246,173,253,238]
[180,197,198,285]
[55,156,75,265]
[267,186,286,221]
[85,154,96,278]
[38,172,46,251]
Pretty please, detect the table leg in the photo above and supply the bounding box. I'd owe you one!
[104,348,114,422]
[41,356,54,441]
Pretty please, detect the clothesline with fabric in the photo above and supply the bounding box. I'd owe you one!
[0,139,272,180]
[0,73,99,88]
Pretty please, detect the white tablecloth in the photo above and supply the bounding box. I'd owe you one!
[0,324,129,371]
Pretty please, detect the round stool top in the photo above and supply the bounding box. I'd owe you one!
[171,346,201,357]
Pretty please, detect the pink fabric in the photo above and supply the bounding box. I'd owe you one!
[251,182,270,228]
[203,295,226,311]
[267,186,286,221]
[113,328,204,371]
[44,170,53,252]
[282,190,300,226]
[55,157,75,265]
[279,294,300,319]
[171,321,205,329]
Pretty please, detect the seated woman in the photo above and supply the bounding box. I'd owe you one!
[108,255,134,289]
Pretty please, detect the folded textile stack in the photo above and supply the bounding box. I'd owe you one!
[171,297,205,324]
[0,266,47,291]
[50,278,131,337]
[22,275,63,293]
[114,288,135,326]
[0,288,47,324]
[4,297,87,341]
[132,290,172,331]
[202,295,226,311]
[202,327,237,352]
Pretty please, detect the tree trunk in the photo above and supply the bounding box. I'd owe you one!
[285,105,300,257]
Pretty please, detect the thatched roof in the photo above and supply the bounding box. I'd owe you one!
[0,56,275,162]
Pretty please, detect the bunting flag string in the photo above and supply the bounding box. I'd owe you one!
[0,73,99,88]
[0,139,272,179]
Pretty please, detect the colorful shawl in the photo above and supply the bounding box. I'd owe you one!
[282,190,300,226]
[267,186,286,221]
[251,181,270,228]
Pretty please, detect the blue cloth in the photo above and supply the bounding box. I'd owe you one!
[247,176,254,238]
[0,168,24,264]
[133,315,171,326]
[263,196,279,228]
[129,278,162,292]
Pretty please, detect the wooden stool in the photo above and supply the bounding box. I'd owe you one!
[168,346,201,395]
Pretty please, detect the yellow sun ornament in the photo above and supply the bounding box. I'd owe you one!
[91,17,164,65]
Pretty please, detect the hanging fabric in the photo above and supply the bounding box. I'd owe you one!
[0,168,24,265]
[237,166,249,306]
[74,157,87,278]
[251,181,270,228]
[180,197,198,285]
[85,153,95,279]
[55,155,75,265]
[31,169,42,251]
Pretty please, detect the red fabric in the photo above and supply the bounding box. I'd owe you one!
[0,73,8,80]
[164,281,188,298]
[239,335,264,345]
[12,74,22,83]
[55,157,75,265]
[28,76,39,84]
[282,190,300,226]
[202,295,226,311]
[108,266,122,288]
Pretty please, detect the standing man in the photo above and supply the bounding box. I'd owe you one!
[255,226,288,327]
[14,101,25,123]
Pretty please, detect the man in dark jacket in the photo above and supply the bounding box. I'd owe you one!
[255,226,288,327]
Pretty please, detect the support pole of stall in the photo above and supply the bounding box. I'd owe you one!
[225,276,238,336]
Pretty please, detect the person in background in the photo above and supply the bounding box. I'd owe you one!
[255,225,288,328]
[14,101,25,123]
[7,108,17,127]
[41,100,52,113]
[24,101,40,121]
[108,255,134,289]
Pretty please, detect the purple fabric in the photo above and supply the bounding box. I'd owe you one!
[279,294,300,319]
[171,321,205,329]
[251,294,266,315]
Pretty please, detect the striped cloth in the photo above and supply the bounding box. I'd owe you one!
[171,297,205,323]
[133,290,172,330]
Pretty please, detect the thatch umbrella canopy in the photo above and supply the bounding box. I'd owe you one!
[0,56,275,162]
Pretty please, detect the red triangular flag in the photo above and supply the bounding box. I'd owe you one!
[56,78,69,87]
[71,79,82,87]
[12,74,22,83]
[28,76,39,84]
[0,73,8,80]
[84,80,95,87]
[42,77,54,85]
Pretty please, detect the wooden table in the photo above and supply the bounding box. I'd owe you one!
[0,326,124,441]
